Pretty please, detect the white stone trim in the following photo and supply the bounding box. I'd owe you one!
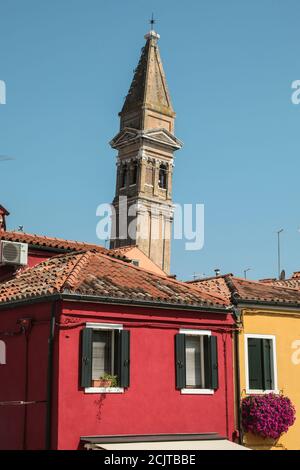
[85,387,124,394]
[85,322,123,330]
[244,334,278,394]
[179,329,211,336]
[181,388,214,395]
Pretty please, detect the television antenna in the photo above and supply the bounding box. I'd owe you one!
[243,268,251,279]
[276,229,284,279]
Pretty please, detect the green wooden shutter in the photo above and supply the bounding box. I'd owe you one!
[81,328,92,388]
[210,336,219,390]
[262,339,274,390]
[118,330,130,388]
[175,334,186,389]
[248,338,263,390]
[204,336,219,390]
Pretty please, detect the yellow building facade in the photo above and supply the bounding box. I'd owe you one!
[238,306,300,450]
[190,274,300,450]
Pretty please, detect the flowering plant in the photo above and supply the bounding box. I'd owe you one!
[241,393,296,439]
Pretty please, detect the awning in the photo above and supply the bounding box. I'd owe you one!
[81,433,250,451]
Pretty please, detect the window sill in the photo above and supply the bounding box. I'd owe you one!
[84,387,124,394]
[245,389,280,395]
[181,388,214,395]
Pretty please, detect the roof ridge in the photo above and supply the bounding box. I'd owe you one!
[231,275,300,292]
[61,251,94,291]
[187,273,233,283]
[2,230,97,244]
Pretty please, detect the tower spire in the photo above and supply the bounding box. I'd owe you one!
[119,25,175,131]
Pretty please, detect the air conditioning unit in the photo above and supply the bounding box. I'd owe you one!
[0,241,28,266]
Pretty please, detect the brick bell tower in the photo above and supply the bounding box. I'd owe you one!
[109,27,182,274]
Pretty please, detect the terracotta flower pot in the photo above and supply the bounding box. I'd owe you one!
[92,379,113,388]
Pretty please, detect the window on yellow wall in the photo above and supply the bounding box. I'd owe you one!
[246,335,277,392]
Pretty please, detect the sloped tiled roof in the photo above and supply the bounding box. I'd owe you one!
[0,251,229,309]
[187,275,233,302]
[0,231,126,259]
[259,272,300,290]
[189,274,300,306]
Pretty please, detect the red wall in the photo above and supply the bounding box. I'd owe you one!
[0,302,58,450]
[0,300,236,450]
[27,249,56,268]
[56,302,235,450]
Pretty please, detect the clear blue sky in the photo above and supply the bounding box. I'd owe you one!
[1,0,299,281]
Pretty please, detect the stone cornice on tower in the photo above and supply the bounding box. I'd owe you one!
[110,127,183,151]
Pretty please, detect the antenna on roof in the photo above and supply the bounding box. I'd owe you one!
[243,268,251,279]
[192,272,203,280]
[276,229,284,279]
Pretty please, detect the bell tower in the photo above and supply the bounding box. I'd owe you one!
[109,28,182,274]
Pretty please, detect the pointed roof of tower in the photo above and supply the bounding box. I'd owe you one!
[120,30,175,118]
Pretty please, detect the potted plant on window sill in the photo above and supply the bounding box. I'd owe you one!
[92,374,118,388]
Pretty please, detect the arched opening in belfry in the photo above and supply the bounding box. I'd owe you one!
[120,164,128,188]
[158,163,167,189]
[130,161,138,185]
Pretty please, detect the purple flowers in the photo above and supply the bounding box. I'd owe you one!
[242,393,296,439]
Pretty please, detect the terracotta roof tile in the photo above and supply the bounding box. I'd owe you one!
[258,277,300,290]
[187,276,232,302]
[189,274,300,306]
[0,231,126,259]
[0,251,229,309]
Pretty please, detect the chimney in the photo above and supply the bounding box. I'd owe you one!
[0,205,9,231]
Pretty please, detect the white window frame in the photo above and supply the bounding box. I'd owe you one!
[179,329,214,395]
[244,334,279,395]
[84,323,124,394]
[0,340,6,365]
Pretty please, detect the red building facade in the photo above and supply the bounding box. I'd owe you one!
[0,238,236,450]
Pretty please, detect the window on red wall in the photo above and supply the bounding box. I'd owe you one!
[175,330,219,393]
[81,324,130,390]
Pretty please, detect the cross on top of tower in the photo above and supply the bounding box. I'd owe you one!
[149,13,156,31]
[145,14,160,40]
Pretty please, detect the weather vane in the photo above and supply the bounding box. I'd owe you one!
[149,13,156,31]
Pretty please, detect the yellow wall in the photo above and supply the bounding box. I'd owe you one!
[239,308,300,450]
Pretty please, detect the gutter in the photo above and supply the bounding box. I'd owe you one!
[45,301,56,450]
[232,307,243,445]
[0,292,232,314]
[235,300,300,312]
[27,244,71,254]
[61,292,232,314]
